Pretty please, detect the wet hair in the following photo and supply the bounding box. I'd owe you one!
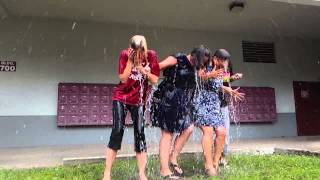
[213,49,233,73]
[213,49,231,60]
[129,35,148,57]
[191,45,211,70]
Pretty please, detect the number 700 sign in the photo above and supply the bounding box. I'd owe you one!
[0,61,16,72]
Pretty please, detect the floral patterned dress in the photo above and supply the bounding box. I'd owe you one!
[194,66,225,128]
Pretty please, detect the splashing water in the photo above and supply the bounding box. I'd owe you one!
[229,95,242,142]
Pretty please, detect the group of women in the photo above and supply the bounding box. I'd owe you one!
[103,35,244,180]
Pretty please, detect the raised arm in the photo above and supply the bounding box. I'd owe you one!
[118,50,134,83]
[159,56,177,70]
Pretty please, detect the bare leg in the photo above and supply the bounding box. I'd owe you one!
[103,148,117,180]
[200,126,214,170]
[170,124,194,174]
[159,130,174,176]
[136,152,148,180]
[213,127,226,168]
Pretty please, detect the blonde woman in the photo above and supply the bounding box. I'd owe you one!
[103,35,160,180]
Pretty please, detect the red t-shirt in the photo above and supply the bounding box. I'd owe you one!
[112,49,160,105]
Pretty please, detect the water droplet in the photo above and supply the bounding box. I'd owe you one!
[61,34,66,40]
[72,22,77,30]
[28,46,33,54]
[23,124,26,128]
[317,60,320,65]
[15,130,19,134]
[153,30,158,40]
[103,48,107,55]
[100,136,103,141]
[43,11,49,16]
[90,11,94,17]
[27,22,33,31]
[39,34,45,41]
[83,36,87,47]
[1,14,7,20]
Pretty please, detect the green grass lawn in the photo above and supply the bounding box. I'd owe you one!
[0,154,319,180]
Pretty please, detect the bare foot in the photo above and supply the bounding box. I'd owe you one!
[205,167,217,177]
[160,169,173,177]
[103,174,111,180]
[139,173,148,180]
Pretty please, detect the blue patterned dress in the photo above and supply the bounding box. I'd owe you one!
[194,66,225,128]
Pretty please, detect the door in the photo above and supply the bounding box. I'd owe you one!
[293,81,320,136]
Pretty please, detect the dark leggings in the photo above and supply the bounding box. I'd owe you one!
[108,100,147,152]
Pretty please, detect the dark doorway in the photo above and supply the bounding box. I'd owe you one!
[293,81,320,136]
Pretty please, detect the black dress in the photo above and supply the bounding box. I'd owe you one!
[151,53,196,133]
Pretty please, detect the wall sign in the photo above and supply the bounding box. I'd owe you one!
[0,61,16,72]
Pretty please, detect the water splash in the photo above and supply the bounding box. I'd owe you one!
[229,97,242,141]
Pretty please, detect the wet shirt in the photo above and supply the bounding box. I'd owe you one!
[163,53,196,89]
[112,49,160,105]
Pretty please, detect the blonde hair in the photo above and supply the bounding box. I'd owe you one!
[129,35,148,57]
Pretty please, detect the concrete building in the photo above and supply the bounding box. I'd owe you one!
[0,0,319,148]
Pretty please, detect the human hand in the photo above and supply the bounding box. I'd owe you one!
[231,87,245,102]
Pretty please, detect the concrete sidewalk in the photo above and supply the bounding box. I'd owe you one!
[0,136,319,169]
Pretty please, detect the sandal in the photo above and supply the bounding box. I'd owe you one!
[219,156,228,168]
[160,173,180,179]
[169,163,184,176]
